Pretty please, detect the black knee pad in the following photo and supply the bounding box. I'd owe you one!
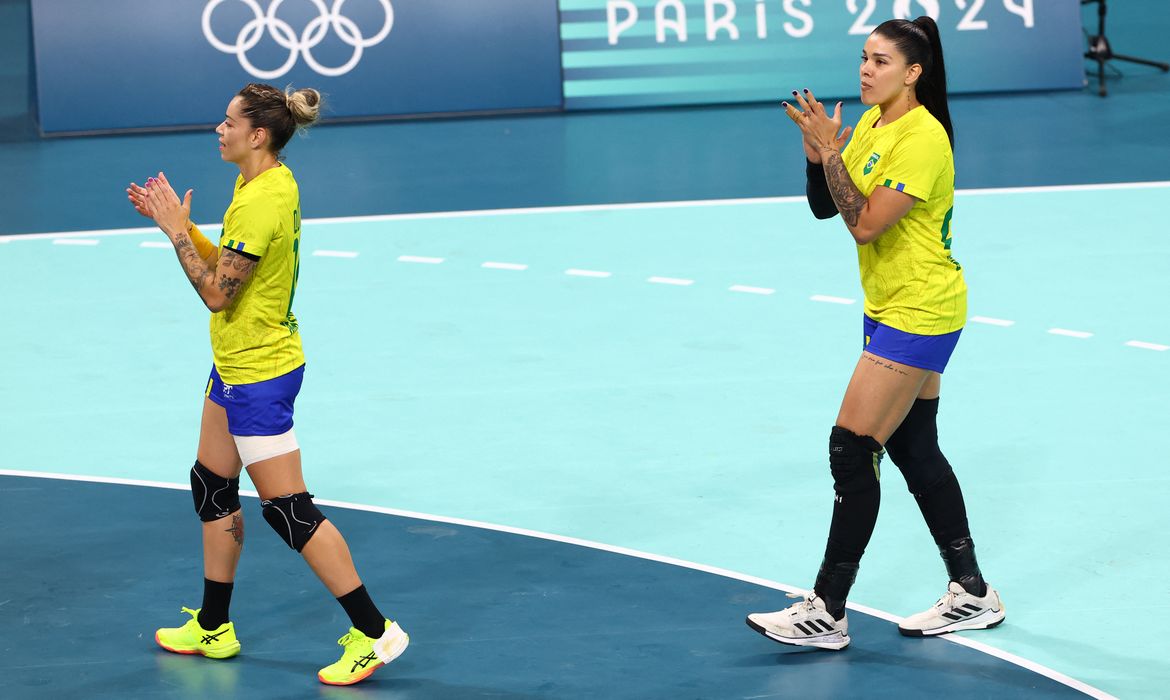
[261,492,326,552]
[190,460,240,522]
[829,426,884,494]
[886,398,954,495]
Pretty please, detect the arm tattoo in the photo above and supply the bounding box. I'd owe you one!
[172,232,215,293]
[217,274,243,298]
[217,249,256,301]
[225,513,243,546]
[821,151,867,227]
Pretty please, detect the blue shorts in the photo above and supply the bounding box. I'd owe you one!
[205,364,304,436]
[863,316,961,374]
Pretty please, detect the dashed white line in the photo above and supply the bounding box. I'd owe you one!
[1049,328,1093,339]
[139,241,171,249]
[810,294,855,305]
[971,316,1015,327]
[729,285,775,295]
[1125,340,1168,351]
[398,255,445,264]
[566,269,612,278]
[648,276,694,286]
[313,250,359,258]
[482,261,528,271]
[53,239,99,246]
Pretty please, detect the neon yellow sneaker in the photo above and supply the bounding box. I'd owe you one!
[155,607,240,659]
[317,620,409,686]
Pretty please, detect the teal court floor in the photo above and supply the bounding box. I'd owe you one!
[2,184,1167,698]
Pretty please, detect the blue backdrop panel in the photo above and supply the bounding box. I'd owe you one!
[31,0,564,133]
[560,0,1086,109]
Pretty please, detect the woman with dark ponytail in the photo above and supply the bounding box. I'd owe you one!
[125,84,409,685]
[746,17,1004,650]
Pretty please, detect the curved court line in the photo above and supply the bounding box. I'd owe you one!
[4,179,1169,240]
[0,468,1116,700]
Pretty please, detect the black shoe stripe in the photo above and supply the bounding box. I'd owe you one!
[794,622,812,636]
[815,619,835,633]
[962,604,982,612]
[942,612,963,621]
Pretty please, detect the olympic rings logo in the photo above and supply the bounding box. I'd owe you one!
[202,0,394,79]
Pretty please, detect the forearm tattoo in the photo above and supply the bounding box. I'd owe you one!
[172,232,215,292]
[822,151,867,227]
[225,513,243,546]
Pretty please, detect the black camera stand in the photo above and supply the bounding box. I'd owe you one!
[1083,0,1169,97]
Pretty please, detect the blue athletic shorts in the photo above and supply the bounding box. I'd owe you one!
[205,364,304,436]
[863,316,961,374]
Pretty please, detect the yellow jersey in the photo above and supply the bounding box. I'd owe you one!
[210,164,304,384]
[842,105,966,335]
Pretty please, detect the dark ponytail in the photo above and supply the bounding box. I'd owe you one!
[874,16,953,147]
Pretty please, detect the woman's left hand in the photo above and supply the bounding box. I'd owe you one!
[142,172,193,239]
[783,88,853,155]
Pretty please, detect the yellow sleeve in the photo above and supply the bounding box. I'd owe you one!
[222,197,278,258]
[187,222,217,260]
[879,130,948,201]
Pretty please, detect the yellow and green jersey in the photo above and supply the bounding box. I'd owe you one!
[842,104,966,335]
[210,164,304,384]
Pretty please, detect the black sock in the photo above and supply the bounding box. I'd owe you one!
[338,585,386,639]
[198,578,234,630]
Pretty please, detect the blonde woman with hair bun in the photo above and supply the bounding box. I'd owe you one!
[125,83,409,686]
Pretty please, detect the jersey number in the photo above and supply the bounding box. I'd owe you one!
[286,208,301,319]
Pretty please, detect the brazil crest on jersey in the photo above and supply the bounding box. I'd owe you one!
[209,164,304,384]
[842,105,966,335]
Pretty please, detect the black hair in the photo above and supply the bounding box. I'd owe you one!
[873,16,953,147]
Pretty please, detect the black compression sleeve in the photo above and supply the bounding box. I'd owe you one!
[806,159,839,220]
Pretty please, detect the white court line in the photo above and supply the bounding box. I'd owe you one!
[566,269,612,278]
[313,250,359,258]
[0,468,1118,700]
[971,316,1015,327]
[1126,340,1169,351]
[53,239,99,246]
[729,285,774,295]
[139,241,171,249]
[6,180,1168,240]
[647,276,694,286]
[398,255,445,264]
[482,261,529,271]
[1049,328,1093,339]
[810,294,855,305]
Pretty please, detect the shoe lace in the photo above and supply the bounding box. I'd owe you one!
[785,591,820,615]
[180,606,199,619]
[336,632,355,647]
[935,589,959,611]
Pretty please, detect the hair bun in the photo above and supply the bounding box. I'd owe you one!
[284,87,322,128]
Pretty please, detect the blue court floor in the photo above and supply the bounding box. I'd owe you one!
[1,475,1091,699]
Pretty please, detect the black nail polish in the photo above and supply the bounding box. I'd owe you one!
[792,91,798,96]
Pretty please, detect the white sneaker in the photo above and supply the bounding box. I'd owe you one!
[746,592,850,650]
[899,581,1005,637]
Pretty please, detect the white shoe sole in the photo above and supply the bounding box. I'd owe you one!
[746,616,850,650]
[898,607,1005,637]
